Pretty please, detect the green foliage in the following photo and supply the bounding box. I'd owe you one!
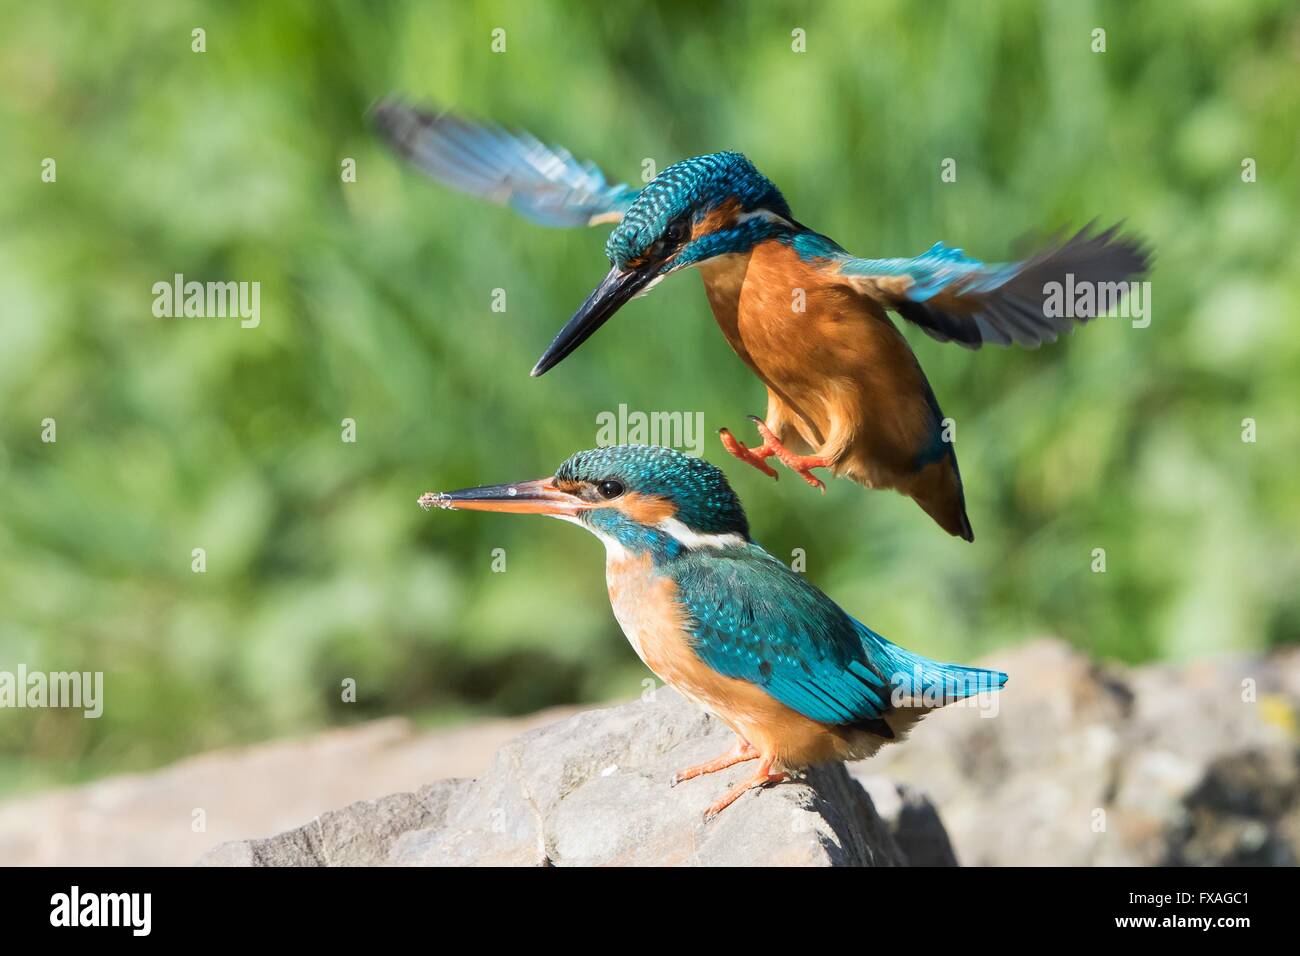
[1,0,1297,794]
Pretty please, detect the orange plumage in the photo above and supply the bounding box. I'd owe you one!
[701,240,973,540]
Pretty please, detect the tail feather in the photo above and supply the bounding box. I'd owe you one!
[857,624,1006,709]
[898,454,974,542]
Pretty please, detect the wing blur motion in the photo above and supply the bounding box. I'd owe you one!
[371,98,640,228]
[839,224,1152,348]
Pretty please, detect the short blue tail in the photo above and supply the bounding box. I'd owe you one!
[856,622,1006,708]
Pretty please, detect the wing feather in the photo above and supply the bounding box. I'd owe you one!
[839,225,1151,349]
[670,547,892,727]
[372,98,640,228]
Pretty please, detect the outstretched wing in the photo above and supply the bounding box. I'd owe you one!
[371,98,640,228]
[838,224,1151,349]
[670,546,892,727]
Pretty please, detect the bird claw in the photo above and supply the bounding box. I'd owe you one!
[802,472,827,493]
[718,426,779,480]
[701,770,788,822]
[744,418,830,491]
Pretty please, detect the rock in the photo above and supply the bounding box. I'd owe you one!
[200,688,943,867]
[856,777,961,866]
[199,781,474,867]
[11,638,1298,867]
[0,706,579,867]
[857,639,1300,867]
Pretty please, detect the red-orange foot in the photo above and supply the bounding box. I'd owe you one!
[703,756,789,821]
[718,426,779,480]
[747,416,829,492]
[671,739,757,788]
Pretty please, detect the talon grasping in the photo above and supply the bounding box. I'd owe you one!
[671,738,758,788]
[746,416,829,492]
[376,99,1149,539]
[718,426,779,480]
[703,756,789,821]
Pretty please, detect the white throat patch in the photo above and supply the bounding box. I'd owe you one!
[656,517,745,551]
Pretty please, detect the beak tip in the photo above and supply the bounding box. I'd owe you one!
[418,492,450,511]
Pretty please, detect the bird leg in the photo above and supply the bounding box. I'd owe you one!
[703,754,788,821]
[670,738,758,787]
[718,426,780,480]
[746,416,829,492]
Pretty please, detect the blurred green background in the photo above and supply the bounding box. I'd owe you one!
[1,0,1297,797]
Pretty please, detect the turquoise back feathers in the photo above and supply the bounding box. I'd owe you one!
[556,445,1007,726]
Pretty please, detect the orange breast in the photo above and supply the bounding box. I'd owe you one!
[604,552,861,770]
[698,240,942,486]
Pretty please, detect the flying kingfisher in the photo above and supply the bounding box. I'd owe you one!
[376,100,1150,541]
[420,444,1006,819]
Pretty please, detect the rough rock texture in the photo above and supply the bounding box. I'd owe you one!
[857,639,1300,866]
[0,706,578,866]
[200,689,955,867]
[7,639,1298,867]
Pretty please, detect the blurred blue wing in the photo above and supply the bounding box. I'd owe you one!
[372,99,640,228]
[837,225,1151,349]
[669,546,891,726]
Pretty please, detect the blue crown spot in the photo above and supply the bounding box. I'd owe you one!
[556,445,749,543]
[605,152,790,267]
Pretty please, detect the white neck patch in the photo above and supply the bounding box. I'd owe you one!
[656,517,745,551]
[555,512,742,559]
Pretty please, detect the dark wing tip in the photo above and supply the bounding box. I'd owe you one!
[1043,221,1154,283]
[850,716,895,739]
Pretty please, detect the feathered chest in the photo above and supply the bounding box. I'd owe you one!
[604,552,687,672]
[697,241,882,386]
[603,551,751,721]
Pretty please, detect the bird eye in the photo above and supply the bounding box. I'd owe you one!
[596,479,625,500]
[664,219,687,245]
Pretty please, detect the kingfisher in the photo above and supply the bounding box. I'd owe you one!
[375,100,1150,541]
[420,444,1006,819]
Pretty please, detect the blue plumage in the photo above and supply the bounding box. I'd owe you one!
[378,101,1149,545]
[554,445,1005,727]
[371,98,639,227]
[373,99,1149,353]
[431,444,1008,816]
[556,444,749,538]
[833,226,1149,348]
[671,544,891,725]
[837,241,1016,300]
[672,540,1003,726]
[605,152,788,267]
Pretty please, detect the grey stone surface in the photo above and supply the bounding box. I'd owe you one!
[856,777,961,866]
[11,638,1298,867]
[201,688,937,867]
[0,706,578,866]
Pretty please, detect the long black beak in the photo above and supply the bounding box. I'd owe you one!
[531,265,658,377]
[418,477,590,517]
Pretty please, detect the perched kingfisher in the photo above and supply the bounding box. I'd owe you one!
[420,444,1006,819]
[376,100,1151,541]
